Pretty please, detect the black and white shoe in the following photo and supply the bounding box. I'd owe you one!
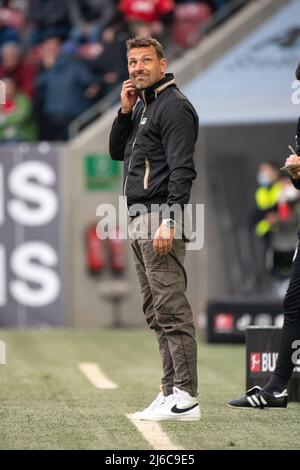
[132,387,201,421]
[227,386,288,409]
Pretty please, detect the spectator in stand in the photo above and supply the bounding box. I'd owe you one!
[0,42,36,97]
[118,0,174,40]
[171,0,212,48]
[0,0,27,8]
[0,0,27,21]
[0,76,36,142]
[35,36,99,141]
[0,10,20,46]
[89,27,129,100]
[70,0,115,44]
[174,0,231,13]
[27,0,72,45]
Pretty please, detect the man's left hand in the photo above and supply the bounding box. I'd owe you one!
[153,224,175,255]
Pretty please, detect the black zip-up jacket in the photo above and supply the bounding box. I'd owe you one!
[109,73,199,218]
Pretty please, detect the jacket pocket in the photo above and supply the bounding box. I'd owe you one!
[143,158,151,190]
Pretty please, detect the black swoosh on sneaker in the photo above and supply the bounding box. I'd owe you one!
[171,403,198,414]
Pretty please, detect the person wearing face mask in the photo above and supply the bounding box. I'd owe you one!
[254,161,281,241]
[252,162,283,292]
[228,63,300,408]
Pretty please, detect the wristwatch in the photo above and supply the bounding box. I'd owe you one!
[162,219,176,229]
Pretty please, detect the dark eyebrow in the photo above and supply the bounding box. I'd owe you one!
[128,54,153,61]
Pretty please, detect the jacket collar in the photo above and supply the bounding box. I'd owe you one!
[139,73,175,105]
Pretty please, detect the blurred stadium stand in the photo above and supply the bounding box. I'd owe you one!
[0,0,249,143]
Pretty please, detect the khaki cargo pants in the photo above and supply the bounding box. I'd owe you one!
[129,212,198,397]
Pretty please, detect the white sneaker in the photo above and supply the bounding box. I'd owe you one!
[132,385,171,419]
[133,387,201,421]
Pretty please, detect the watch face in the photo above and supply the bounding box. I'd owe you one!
[165,219,175,228]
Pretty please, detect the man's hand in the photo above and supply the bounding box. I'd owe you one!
[153,223,175,255]
[120,79,139,114]
[284,154,300,179]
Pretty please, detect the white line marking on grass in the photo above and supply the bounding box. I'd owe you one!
[78,362,118,389]
[127,414,183,450]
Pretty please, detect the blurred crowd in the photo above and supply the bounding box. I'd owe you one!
[0,0,234,142]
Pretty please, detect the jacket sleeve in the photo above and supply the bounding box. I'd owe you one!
[291,118,300,189]
[160,99,198,213]
[291,177,300,190]
[109,109,133,161]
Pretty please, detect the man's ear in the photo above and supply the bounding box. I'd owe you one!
[160,58,167,74]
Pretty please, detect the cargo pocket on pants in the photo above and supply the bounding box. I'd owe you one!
[150,271,185,314]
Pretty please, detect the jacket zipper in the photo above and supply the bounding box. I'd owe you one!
[123,93,147,198]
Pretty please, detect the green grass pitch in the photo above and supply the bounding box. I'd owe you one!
[0,328,299,450]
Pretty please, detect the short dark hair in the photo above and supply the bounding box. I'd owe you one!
[296,62,300,80]
[126,37,165,60]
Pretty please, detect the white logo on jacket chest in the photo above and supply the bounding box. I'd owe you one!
[140,117,147,125]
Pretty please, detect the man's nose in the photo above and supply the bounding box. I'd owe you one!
[136,60,145,71]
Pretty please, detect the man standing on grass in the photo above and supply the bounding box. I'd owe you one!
[109,36,200,421]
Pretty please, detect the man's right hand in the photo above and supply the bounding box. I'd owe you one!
[284,154,300,179]
[121,80,139,114]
